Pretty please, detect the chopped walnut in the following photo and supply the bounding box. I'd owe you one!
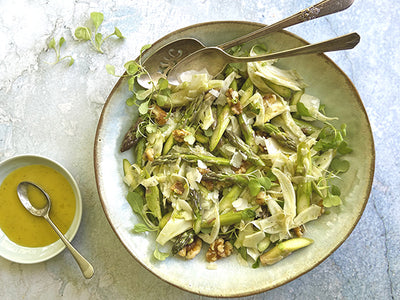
[205,238,233,262]
[172,129,190,143]
[143,148,154,162]
[256,191,267,205]
[234,165,247,174]
[151,105,168,125]
[317,200,326,214]
[170,181,184,195]
[201,179,214,191]
[233,161,250,174]
[226,88,242,115]
[177,237,202,260]
[197,167,210,175]
[263,93,277,105]
[292,226,304,238]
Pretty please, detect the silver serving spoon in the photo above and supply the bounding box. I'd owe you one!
[168,32,360,84]
[17,181,94,279]
[137,0,354,88]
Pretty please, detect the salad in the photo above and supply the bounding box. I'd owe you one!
[120,44,351,267]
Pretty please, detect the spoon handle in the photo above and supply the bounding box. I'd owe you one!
[228,32,360,63]
[45,215,94,279]
[219,0,354,51]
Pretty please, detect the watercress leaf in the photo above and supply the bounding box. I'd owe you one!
[146,123,158,134]
[114,26,124,38]
[105,64,115,75]
[59,37,66,48]
[48,37,56,49]
[241,208,256,221]
[132,223,152,233]
[126,191,144,215]
[135,89,150,101]
[330,158,350,173]
[249,178,262,196]
[153,248,169,261]
[140,44,152,53]
[266,169,277,182]
[338,141,353,154]
[157,77,169,90]
[95,32,103,49]
[126,96,136,106]
[156,94,168,107]
[90,12,104,31]
[331,185,341,196]
[258,177,272,190]
[124,60,140,75]
[297,102,312,117]
[323,192,342,207]
[68,57,74,66]
[75,26,91,40]
[138,101,149,115]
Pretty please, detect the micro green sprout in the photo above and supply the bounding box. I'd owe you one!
[75,12,125,54]
[47,37,74,66]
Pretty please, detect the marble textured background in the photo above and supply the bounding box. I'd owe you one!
[0,0,398,299]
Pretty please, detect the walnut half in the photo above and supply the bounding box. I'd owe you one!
[205,238,233,262]
[177,237,202,260]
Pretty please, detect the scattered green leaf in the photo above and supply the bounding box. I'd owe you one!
[75,11,124,53]
[138,101,150,115]
[323,192,342,207]
[75,26,91,41]
[105,64,116,75]
[330,158,350,173]
[114,27,124,38]
[153,247,170,261]
[331,185,341,196]
[126,191,144,215]
[131,223,153,233]
[90,11,104,31]
[46,36,74,67]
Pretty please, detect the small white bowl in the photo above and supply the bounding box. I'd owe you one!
[0,154,82,264]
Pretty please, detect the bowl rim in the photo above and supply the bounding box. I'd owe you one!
[93,20,375,297]
[0,153,83,264]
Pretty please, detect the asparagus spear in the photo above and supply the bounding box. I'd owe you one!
[225,130,265,167]
[259,238,313,266]
[162,133,175,155]
[255,123,297,151]
[120,117,142,152]
[218,166,257,211]
[237,114,258,153]
[296,142,312,214]
[201,208,256,228]
[201,171,249,186]
[152,153,231,166]
[135,138,146,168]
[209,104,231,151]
[143,168,162,220]
[171,229,195,255]
[293,117,320,136]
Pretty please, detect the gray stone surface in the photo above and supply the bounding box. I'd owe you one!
[0,0,398,299]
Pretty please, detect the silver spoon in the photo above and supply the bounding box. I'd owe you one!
[168,32,360,84]
[137,0,354,88]
[17,181,94,279]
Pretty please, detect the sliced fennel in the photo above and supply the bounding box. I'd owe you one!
[119,43,351,266]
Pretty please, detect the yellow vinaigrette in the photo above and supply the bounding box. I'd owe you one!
[0,165,76,247]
